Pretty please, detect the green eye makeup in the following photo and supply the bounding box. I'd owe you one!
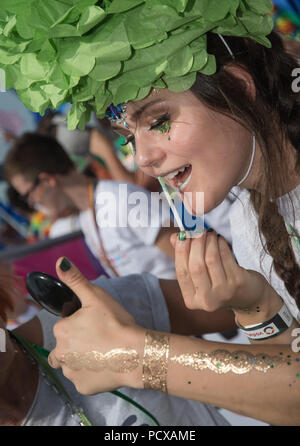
[149,114,171,134]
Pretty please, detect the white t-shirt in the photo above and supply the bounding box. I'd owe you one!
[22,273,229,426]
[229,185,300,322]
[79,181,176,279]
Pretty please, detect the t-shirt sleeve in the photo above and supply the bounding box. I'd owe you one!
[96,180,171,246]
[36,273,170,351]
[92,273,170,332]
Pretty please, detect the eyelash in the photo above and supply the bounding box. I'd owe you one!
[120,113,171,156]
[149,114,171,132]
[120,136,136,155]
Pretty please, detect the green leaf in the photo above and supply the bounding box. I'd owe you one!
[190,49,208,72]
[40,84,67,108]
[47,62,69,90]
[94,87,112,116]
[200,54,216,75]
[49,24,81,38]
[72,77,100,102]
[20,53,50,81]
[113,82,139,105]
[107,0,144,14]
[163,71,196,92]
[68,102,86,130]
[244,0,272,15]
[0,47,21,65]
[37,40,56,63]
[165,46,194,77]
[17,84,50,114]
[145,0,189,14]
[76,5,106,35]
[4,64,34,89]
[82,15,132,61]
[89,60,121,81]
[59,44,96,76]
[3,14,16,37]
[190,0,231,22]
[152,78,166,89]
[239,11,274,36]
[134,85,151,101]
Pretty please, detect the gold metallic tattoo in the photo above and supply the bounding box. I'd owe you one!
[170,350,285,374]
[143,331,170,393]
[60,349,139,373]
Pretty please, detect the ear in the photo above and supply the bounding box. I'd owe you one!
[224,64,256,101]
[38,172,57,187]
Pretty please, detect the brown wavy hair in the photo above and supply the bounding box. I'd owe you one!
[190,31,300,310]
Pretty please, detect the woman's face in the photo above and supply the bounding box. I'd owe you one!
[114,89,254,215]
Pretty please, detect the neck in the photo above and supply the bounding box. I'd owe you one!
[0,337,38,426]
[59,171,91,212]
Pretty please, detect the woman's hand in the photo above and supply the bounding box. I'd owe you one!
[170,231,281,316]
[48,258,144,395]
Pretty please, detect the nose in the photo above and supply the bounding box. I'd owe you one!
[135,138,166,172]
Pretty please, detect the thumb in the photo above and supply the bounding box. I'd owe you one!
[55,257,96,307]
[170,232,178,248]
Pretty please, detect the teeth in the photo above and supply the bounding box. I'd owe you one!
[164,165,190,181]
[165,170,180,180]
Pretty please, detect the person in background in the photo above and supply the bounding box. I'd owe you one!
[4,133,176,279]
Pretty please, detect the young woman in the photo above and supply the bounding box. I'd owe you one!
[2,0,300,426]
[48,33,300,426]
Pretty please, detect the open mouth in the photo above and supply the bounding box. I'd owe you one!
[163,164,192,191]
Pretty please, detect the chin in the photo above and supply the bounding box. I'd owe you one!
[180,190,223,217]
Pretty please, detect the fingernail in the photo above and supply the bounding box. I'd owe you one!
[207,228,214,233]
[178,231,187,241]
[60,257,71,272]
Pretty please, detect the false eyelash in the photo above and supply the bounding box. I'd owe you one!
[149,113,171,131]
[120,135,135,146]
[120,136,136,155]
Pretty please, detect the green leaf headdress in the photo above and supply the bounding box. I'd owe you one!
[0,0,274,130]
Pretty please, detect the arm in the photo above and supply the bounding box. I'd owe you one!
[126,328,300,426]
[159,278,236,335]
[48,258,300,426]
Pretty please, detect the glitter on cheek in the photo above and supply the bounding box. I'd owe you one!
[60,349,139,373]
[170,350,285,374]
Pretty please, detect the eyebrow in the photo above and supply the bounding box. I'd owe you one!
[130,98,166,121]
[111,98,166,133]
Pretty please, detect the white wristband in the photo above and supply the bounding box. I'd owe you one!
[236,302,294,340]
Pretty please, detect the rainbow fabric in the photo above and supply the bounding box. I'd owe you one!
[272,0,300,40]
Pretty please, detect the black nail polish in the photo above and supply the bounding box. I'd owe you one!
[207,228,214,233]
[60,257,71,272]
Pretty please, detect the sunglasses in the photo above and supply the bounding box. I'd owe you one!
[20,177,41,203]
[26,271,82,317]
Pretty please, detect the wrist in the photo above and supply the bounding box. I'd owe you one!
[234,284,283,328]
[121,326,145,390]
